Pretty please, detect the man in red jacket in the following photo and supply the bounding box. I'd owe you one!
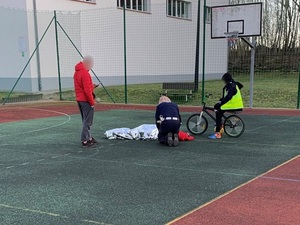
[74,56,98,147]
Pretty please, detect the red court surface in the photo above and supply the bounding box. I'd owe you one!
[167,156,300,225]
[0,101,299,123]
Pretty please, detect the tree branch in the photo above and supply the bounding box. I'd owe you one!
[292,0,300,9]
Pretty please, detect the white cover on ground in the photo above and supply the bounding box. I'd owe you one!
[104,124,158,140]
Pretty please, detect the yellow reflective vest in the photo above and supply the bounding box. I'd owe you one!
[221,86,244,110]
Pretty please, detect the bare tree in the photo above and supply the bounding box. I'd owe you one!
[228,0,300,72]
[292,0,299,9]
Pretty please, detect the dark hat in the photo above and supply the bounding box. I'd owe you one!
[222,73,232,83]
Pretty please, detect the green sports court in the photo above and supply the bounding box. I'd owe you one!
[1,0,300,224]
[0,102,299,225]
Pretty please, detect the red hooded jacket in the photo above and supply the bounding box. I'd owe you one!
[74,62,95,106]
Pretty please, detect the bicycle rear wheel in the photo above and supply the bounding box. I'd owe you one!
[187,113,208,135]
[223,115,245,137]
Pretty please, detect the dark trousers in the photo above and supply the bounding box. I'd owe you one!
[77,102,94,142]
[215,110,225,132]
[216,109,241,132]
[158,120,180,143]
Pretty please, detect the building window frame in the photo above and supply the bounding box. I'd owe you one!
[167,0,192,20]
[117,0,151,13]
[72,0,97,4]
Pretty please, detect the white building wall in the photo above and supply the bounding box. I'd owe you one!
[80,0,228,86]
[0,0,229,92]
[0,0,27,9]
[0,0,32,91]
[26,0,101,11]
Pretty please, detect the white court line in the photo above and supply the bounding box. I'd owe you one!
[6,166,15,169]
[261,176,300,182]
[0,108,71,138]
[0,147,102,168]
[3,145,256,178]
[165,155,300,225]
[0,204,113,225]
[197,139,300,149]
[247,116,298,132]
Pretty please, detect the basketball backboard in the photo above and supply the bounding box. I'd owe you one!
[211,3,262,39]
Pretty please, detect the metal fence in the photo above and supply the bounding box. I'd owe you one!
[0,1,299,108]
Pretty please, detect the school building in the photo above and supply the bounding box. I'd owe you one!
[0,0,228,92]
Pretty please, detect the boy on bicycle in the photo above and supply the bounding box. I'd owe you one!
[209,73,244,139]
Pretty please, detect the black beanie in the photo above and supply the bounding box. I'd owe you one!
[222,73,232,83]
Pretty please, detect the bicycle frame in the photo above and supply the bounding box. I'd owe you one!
[197,100,222,123]
[201,104,218,122]
[197,95,236,123]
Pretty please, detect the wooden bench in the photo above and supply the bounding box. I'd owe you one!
[160,82,195,102]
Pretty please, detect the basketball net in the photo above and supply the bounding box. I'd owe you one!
[224,31,239,48]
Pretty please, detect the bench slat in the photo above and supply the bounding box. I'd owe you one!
[162,82,195,90]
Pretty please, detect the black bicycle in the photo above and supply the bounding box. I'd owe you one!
[186,93,245,137]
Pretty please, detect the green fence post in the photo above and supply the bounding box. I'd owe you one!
[201,0,207,103]
[54,11,63,100]
[194,0,201,92]
[123,3,128,104]
[297,64,300,109]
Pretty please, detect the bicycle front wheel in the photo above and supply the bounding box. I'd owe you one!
[223,115,245,137]
[187,114,208,135]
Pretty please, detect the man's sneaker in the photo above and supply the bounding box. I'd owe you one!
[173,133,179,147]
[208,132,222,139]
[89,137,98,144]
[82,141,96,147]
[167,132,173,146]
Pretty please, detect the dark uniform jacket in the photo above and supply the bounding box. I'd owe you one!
[155,102,181,129]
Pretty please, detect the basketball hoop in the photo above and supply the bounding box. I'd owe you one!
[224,31,239,48]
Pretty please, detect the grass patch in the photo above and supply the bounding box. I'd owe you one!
[92,72,299,108]
[13,71,299,109]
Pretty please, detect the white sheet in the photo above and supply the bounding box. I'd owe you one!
[104,124,158,140]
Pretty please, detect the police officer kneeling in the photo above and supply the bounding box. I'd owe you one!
[155,96,182,146]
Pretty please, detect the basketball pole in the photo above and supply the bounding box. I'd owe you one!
[297,64,300,109]
[249,38,256,108]
[242,37,256,108]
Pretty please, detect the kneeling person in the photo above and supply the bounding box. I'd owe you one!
[155,96,181,146]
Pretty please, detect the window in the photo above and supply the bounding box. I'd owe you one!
[167,0,191,19]
[117,0,149,12]
[73,0,96,4]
